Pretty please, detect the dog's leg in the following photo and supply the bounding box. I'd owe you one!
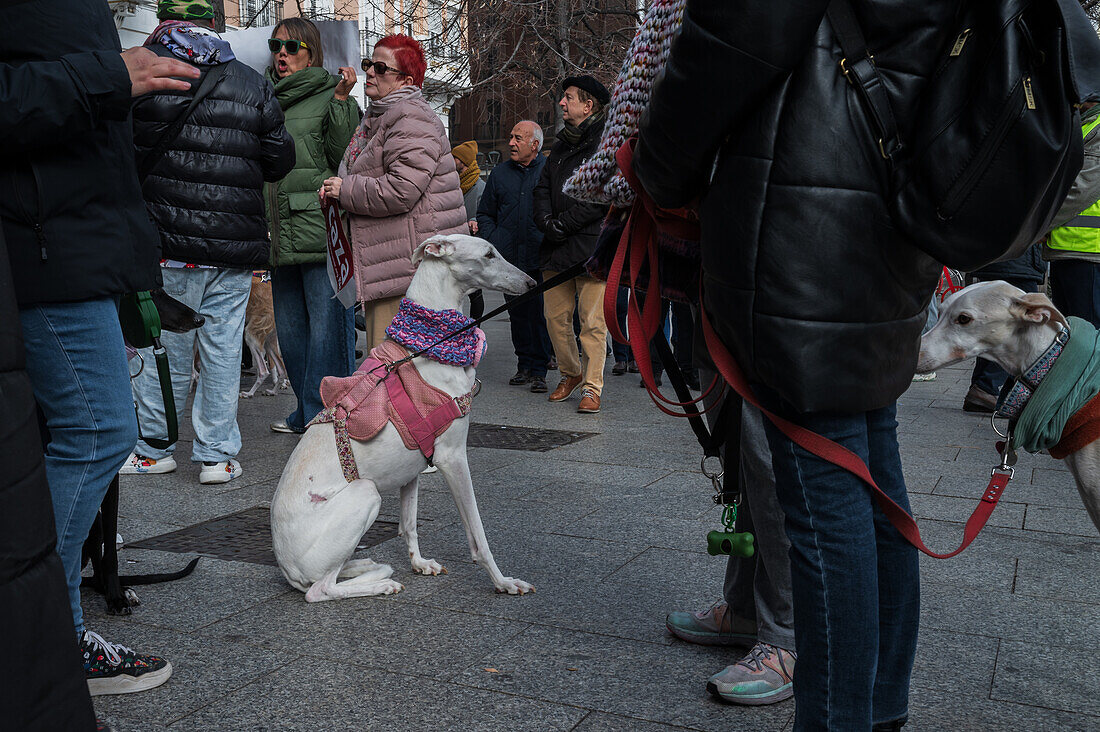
[337,558,392,580]
[399,477,446,576]
[264,335,290,395]
[1063,450,1100,533]
[304,565,403,602]
[100,475,136,615]
[435,453,534,595]
[239,335,269,398]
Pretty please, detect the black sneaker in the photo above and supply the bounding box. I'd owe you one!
[611,361,627,376]
[529,375,548,393]
[508,369,531,386]
[81,629,172,696]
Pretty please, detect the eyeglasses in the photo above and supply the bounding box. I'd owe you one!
[268,38,309,55]
[361,59,407,76]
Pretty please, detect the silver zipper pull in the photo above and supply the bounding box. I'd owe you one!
[949,29,971,57]
[1024,77,1036,110]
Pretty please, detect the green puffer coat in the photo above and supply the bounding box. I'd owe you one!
[265,66,360,266]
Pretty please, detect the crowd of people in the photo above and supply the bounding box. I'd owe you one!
[6,0,1100,730]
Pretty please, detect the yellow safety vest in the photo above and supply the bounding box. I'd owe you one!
[1047,115,1100,254]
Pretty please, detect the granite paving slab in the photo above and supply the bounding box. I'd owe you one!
[991,639,1100,717]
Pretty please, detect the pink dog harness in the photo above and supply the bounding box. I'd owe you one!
[308,337,480,483]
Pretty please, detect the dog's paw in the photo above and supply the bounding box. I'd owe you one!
[262,387,276,396]
[123,587,141,606]
[494,577,535,595]
[277,379,290,391]
[378,579,404,595]
[412,557,447,576]
[239,391,253,399]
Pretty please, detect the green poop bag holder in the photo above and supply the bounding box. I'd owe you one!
[119,291,178,449]
[702,454,755,558]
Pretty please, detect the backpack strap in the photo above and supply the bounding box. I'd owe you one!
[137,62,230,182]
[827,0,903,161]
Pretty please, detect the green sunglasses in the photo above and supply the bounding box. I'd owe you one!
[268,38,310,54]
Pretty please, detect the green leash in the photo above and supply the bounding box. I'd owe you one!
[119,291,178,449]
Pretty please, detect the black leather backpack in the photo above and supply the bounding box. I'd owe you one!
[831,0,1100,271]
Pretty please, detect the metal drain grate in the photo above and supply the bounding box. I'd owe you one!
[126,507,400,566]
[467,422,596,452]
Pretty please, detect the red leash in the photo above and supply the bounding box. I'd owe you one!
[700,305,1012,559]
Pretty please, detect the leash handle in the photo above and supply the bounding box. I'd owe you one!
[700,302,1008,559]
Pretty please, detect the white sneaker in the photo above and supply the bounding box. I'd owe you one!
[421,464,438,474]
[199,459,243,485]
[118,452,176,475]
[911,371,937,382]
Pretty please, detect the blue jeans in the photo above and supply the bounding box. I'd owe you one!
[132,267,251,462]
[506,269,552,377]
[759,396,919,730]
[272,263,355,431]
[20,297,137,635]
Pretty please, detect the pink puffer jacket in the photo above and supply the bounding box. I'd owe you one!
[340,96,467,302]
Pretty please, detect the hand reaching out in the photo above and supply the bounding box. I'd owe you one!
[334,67,357,101]
[121,47,200,97]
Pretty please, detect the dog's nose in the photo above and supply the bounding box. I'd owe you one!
[524,276,537,291]
[192,314,206,328]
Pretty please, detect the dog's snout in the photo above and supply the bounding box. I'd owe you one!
[524,276,537,291]
[192,314,206,328]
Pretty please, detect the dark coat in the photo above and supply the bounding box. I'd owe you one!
[970,244,1047,285]
[133,46,295,269]
[476,155,546,272]
[0,0,162,306]
[636,0,958,413]
[0,227,97,729]
[534,116,610,272]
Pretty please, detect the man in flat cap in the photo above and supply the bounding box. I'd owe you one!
[534,74,611,414]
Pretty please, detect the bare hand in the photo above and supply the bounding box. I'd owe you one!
[122,47,200,97]
[322,176,342,200]
[468,220,479,235]
[334,66,356,101]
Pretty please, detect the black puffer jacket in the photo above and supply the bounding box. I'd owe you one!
[0,0,161,307]
[637,1,965,413]
[534,115,610,272]
[133,45,295,269]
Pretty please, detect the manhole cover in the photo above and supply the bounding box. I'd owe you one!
[467,422,596,452]
[126,507,400,566]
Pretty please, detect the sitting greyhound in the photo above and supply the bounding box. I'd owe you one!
[271,234,537,601]
[916,280,1100,532]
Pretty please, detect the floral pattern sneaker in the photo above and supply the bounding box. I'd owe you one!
[707,642,796,705]
[666,600,757,646]
[81,629,172,696]
[118,452,177,475]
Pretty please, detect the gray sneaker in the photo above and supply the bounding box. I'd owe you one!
[707,642,796,705]
[665,600,757,646]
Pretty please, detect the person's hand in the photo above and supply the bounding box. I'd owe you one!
[322,176,342,200]
[334,67,356,101]
[121,47,200,97]
[468,220,479,235]
[546,218,568,241]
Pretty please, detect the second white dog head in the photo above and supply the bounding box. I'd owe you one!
[412,234,536,296]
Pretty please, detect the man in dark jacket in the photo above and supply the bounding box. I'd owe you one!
[1,0,201,702]
[122,2,295,485]
[534,75,611,413]
[478,120,554,393]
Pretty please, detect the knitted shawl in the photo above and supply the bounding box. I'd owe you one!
[385,298,486,367]
[562,0,686,207]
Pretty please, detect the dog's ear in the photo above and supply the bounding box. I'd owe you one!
[1009,292,1058,324]
[411,236,455,265]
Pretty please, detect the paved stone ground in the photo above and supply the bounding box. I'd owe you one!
[92,294,1100,731]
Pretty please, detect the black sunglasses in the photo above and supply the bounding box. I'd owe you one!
[361,59,407,77]
[268,38,309,54]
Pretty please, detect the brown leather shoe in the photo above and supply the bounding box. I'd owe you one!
[577,388,601,413]
[962,385,998,413]
[548,375,584,402]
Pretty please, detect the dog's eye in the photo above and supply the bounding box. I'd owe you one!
[484,251,495,259]
[956,313,972,325]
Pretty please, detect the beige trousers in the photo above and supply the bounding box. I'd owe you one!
[542,272,608,394]
[360,295,403,351]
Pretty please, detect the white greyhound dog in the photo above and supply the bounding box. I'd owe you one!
[916,280,1100,532]
[271,234,538,601]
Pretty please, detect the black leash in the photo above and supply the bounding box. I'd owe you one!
[385,261,587,372]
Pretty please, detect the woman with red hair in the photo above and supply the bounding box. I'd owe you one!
[321,34,466,348]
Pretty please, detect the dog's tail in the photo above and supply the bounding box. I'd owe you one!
[81,556,200,588]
